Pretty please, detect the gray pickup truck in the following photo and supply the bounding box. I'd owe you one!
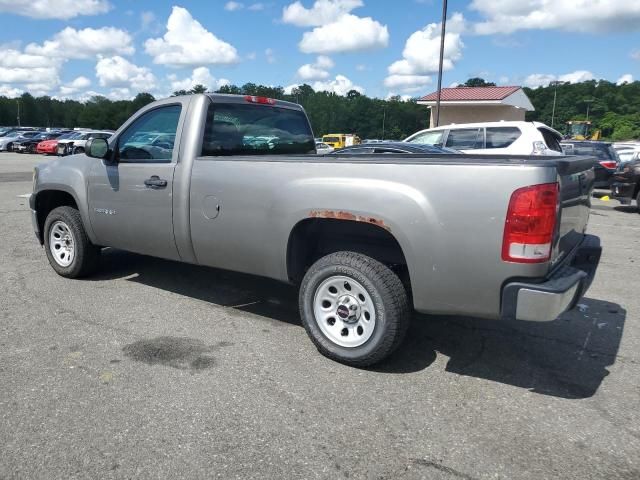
[30,94,601,366]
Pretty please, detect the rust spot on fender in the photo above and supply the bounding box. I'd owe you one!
[309,210,391,232]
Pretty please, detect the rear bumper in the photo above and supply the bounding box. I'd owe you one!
[611,181,636,204]
[501,234,601,322]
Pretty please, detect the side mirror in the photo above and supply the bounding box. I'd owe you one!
[86,137,110,159]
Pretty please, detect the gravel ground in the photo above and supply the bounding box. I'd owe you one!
[1,153,639,480]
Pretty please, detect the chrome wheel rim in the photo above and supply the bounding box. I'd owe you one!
[313,275,376,348]
[49,221,75,267]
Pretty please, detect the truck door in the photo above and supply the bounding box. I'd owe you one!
[87,104,183,261]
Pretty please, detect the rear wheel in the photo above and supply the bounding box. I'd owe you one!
[299,251,410,367]
[43,206,100,278]
[636,189,640,214]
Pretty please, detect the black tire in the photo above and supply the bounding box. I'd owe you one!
[43,206,100,278]
[637,190,640,214]
[73,147,85,155]
[299,251,410,367]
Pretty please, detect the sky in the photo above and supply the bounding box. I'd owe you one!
[0,0,638,101]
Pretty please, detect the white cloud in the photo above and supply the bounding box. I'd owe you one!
[632,49,640,60]
[282,0,362,27]
[26,27,134,59]
[58,76,91,96]
[0,84,23,97]
[0,0,110,19]
[299,14,388,53]
[385,13,464,93]
[297,55,334,80]
[523,73,557,88]
[470,0,640,35]
[95,56,156,92]
[558,70,594,83]
[384,74,431,92]
[168,67,230,92]
[523,70,595,88]
[145,6,239,67]
[0,49,52,68]
[313,74,363,95]
[140,11,157,31]
[388,13,464,76]
[248,3,264,10]
[285,74,363,96]
[225,1,243,11]
[617,73,633,85]
[265,48,276,64]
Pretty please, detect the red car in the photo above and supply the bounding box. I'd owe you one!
[36,132,78,155]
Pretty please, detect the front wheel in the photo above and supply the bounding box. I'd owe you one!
[43,206,100,278]
[299,251,410,367]
[73,147,85,155]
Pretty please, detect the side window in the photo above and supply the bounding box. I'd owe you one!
[538,128,562,152]
[485,127,522,148]
[445,128,483,149]
[408,130,444,146]
[118,105,182,162]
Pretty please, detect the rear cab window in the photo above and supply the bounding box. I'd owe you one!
[201,102,315,156]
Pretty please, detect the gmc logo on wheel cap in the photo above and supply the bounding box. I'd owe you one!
[337,305,349,319]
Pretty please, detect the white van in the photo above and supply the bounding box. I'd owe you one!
[404,121,564,156]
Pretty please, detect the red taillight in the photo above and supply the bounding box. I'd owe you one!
[502,183,559,263]
[244,95,276,105]
[599,160,617,170]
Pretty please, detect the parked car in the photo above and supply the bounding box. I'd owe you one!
[0,126,40,138]
[616,147,640,166]
[328,141,459,155]
[560,141,620,188]
[36,131,81,155]
[57,131,113,156]
[14,131,71,154]
[315,142,334,154]
[405,121,564,156]
[610,156,640,212]
[30,93,601,367]
[0,130,41,151]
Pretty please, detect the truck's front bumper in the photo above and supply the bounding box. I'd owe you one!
[501,234,601,322]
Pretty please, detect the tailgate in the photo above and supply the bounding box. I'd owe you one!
[552,157,595,267]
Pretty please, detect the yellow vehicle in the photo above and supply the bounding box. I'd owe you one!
[566,121,601,141]
[322,133,361,149]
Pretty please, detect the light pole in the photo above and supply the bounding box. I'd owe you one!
[16,99,21,127]
[434,0,448,127]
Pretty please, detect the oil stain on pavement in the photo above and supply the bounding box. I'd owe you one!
[122,336,232,371]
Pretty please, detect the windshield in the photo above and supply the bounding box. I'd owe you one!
[323,136,340,143]
[201,103,315,156]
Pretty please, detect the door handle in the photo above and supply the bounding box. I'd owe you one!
[144,175,167,188]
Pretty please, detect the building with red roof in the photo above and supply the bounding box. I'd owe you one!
[417,86,535,126]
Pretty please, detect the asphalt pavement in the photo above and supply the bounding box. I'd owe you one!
[1,152,639,479]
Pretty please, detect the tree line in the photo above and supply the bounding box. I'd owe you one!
[1,78,639,140]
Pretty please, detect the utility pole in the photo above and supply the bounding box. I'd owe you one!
[381,105,386,140]
[434,0,448,127]
[585,99,593,122]
[550,81,560,128]
[16,99,21,127]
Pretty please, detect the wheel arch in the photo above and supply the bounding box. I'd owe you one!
[286,217,412,296]
[33,188,83,245]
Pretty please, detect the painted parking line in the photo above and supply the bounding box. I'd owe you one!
[17,194,32,199]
